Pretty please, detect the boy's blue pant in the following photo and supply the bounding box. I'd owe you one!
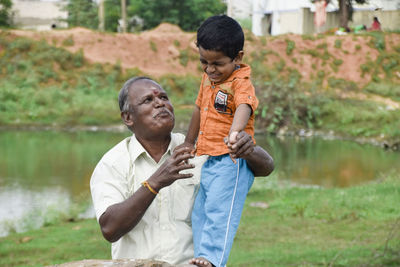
[192,154,254,267]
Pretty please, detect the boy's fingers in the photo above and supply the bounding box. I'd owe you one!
[229,131,238,144]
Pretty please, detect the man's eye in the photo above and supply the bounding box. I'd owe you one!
[144,97,152,103]
[161,95,168,100]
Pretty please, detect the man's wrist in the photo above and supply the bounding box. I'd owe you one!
[141,181,158,195]
[146,179,162,193]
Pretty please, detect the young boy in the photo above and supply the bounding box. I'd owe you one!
[180,15,259,267]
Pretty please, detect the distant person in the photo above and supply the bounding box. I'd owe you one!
[369,16,381,31]
[90,76,274,265]
[176,15,261,267]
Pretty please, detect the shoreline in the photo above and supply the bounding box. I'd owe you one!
[1,124,399,152]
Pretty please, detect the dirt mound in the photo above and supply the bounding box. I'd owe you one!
[9,25,400,88]
[11,24,199,77]
[148,23,184,34]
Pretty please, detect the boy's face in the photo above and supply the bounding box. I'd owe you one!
[198,46,243,84]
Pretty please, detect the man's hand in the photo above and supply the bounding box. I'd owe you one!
[174,141,195,153]
[224,131,255,160]
[147,146,195,192]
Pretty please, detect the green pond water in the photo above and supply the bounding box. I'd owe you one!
[0,130,399,236]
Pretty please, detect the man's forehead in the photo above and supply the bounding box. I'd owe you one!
[129,79,165,95]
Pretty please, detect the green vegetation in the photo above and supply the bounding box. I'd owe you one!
[334,39,342,49]
[0,31,399,142]
[231,173,400,266]
[0,219,110,266]
[63,0,99,30]
[1,173,399,266]
[364,83,400,101]
[285,39,295,55]
[61,35,75,47]
[366,31,386,51]
[253,76,325,132]
[320,98,400,138]
[64,0,226,32]
[0,33,138,126]
[173,39,180,47]
[149,40,157,52]
[0,0,12,27]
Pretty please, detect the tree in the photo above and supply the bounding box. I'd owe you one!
[0,0,13,27]
[64,0,99,29]
[129,0,226,31]
[338,0,367,28]
[311,0,367,29]
[104,0,122,32]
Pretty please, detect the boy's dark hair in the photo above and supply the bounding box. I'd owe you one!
[197,15,244,60]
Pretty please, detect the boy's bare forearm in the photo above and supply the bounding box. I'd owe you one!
[230,104,252,134]
[185,106,201,145]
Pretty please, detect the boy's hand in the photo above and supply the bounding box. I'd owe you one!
[224,131,255,160]
[225,131,239,163]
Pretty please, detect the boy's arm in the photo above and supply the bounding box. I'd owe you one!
[229,103,252,142]
[182,105,201,148]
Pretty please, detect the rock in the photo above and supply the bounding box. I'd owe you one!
[167,45,180,58]
[50,259,195,267]
[250,202,269,209]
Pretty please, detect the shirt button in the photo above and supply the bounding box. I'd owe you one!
[199,131,203,135]
[204,107,208,111]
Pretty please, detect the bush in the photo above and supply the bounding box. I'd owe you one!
[254,80,326,132]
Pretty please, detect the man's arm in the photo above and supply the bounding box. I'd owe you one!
[226,131,274,177]
[98,146,195,243]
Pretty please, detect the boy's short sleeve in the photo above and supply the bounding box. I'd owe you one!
[233,78,258,112]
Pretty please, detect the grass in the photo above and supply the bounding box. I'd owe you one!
[231,173,400,266]
[319,98,400,138]
[0,219,110,266]
[1,174,399,266]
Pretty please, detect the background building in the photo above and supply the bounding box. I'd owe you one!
[226,0,400,36]
[12,0,67,30]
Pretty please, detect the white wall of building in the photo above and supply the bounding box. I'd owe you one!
[12,0,68,30]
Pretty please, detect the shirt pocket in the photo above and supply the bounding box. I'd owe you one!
[172,177,198,223]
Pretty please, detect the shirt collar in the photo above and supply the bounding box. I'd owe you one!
[128,133,179,163]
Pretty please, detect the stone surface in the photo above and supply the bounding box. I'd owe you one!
[50,259,194,267]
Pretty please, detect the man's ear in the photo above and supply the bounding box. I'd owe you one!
[121,111,134,128]
[234,51,244,64]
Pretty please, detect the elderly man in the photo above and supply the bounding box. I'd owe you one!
[90,77,274,265]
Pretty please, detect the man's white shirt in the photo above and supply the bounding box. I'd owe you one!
[90,132,206,265]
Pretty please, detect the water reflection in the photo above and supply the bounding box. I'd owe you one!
[0,185,71,236]
[256,135,398,188]
[0,130,399,236]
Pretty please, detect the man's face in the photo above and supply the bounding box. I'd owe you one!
[199,46,243,84]
[126,79,174,137]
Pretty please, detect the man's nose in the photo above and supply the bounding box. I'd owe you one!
[154,97,165,107]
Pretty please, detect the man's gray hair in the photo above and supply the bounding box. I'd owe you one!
[118,76,152,112]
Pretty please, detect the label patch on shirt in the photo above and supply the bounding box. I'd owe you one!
[214,90,228,113]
